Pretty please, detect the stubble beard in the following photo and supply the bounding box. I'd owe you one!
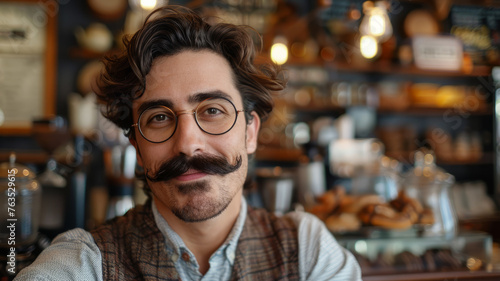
[168,179,235,223]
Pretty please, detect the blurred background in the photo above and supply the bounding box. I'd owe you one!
[1,0,500,279]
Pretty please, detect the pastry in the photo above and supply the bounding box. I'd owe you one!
[418,208,435,225]
[358,204,413,230]
[306,204,332,221]
[390,190,425,223]
[307,186,346,220]
[341,194,384,214]
[325,213,361,233]
[390,190,423,212]
[423,249,437,271]
[394,251,424,272]
[435,249,462,270]
[317,186,345,212]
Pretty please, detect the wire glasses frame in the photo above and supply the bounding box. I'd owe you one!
[131,97,245,143]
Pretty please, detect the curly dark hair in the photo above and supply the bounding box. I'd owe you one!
[96,5,286,138]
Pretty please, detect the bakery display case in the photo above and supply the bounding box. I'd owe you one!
[301,143,500,279]
[337,231,495,280]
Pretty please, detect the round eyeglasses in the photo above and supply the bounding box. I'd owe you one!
[132,97,245,143]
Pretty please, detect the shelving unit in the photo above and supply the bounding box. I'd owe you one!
[280,56,493,78]
[328,61,492,78]
[69,47,121,60]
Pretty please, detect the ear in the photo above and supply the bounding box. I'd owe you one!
[129,137,144,167]
[246,111,260,154]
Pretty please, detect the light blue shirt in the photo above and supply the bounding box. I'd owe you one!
[15,197,362,280]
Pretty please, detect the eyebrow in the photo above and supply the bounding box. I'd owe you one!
[188,90,233,103]
[137,99,173,116]
[137,90,234,115]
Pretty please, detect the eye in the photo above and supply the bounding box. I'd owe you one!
[205,107,223,115]
[198,103,228,120]
[148,113,174,125]
[141,107,175,128]
[152,114,169,122]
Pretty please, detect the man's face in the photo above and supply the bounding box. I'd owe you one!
[131,50,259,222]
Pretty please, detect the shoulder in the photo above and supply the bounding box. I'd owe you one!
[244,208,326,240]
[283,211,363,281]
[283,211,336,253]
[283,210,340,254]
[14,228,103,281]
[284,210,326,232]
[53,227,101,250]
[91,202,156,242]
[247,207,297,229]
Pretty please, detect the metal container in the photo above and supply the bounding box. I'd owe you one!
[0,154,42,247]
[256,168,294,215]
[259,176,294,215]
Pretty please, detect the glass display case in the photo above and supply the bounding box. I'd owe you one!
[337,231,499,280]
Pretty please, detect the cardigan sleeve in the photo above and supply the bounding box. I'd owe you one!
[13,228,103,281]
[286,211,363,281]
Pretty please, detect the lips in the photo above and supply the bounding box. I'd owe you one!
[175,169,207,182]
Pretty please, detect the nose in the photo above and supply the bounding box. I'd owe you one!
[170,111,205,157]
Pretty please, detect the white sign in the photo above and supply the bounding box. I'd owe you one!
[413,36,463,71]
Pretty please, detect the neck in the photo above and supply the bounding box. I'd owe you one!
[154,191,242,274]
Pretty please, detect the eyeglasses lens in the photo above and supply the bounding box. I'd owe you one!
[138,98,238,143]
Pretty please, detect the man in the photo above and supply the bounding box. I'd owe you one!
[15,6,361,281]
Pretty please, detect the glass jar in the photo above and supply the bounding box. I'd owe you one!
[0,153,42,247]
[402,149,457,237]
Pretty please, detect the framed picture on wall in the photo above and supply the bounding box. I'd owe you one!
[0,0,57,135]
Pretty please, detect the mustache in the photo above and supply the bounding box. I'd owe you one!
[145,153,242,182]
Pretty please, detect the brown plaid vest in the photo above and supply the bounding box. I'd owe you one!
[91,201,300,280]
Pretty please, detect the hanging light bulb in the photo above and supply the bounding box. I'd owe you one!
[270,36,288,65]
[129,0,166,11]
[368,12,386,36]
[140,0,157,10]
[359,1,393,43]
[360,35,379,59]
[125,0,167,34]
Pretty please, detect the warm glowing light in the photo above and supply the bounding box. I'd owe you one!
[359,2,393,43]
[271,43,288,65]
[424,154,434,165]
[360,35,378,59]
[140,0,157,10]
[369,14,386,36]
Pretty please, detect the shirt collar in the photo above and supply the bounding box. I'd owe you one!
[151,196,247,265]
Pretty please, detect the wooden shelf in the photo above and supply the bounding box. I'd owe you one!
[328,61,493,78]
[363,270,500,281]
[0,150,50,165]
[0,149,91,166]
[377,105,492,116]
[290,105,492,115]
[385,151,494,166]
[69,47,121,60]
[255,146,303,162]
[438,153,495,166]
[397,0,500,7]
[291,104,346,113]
[280,56,493,78]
